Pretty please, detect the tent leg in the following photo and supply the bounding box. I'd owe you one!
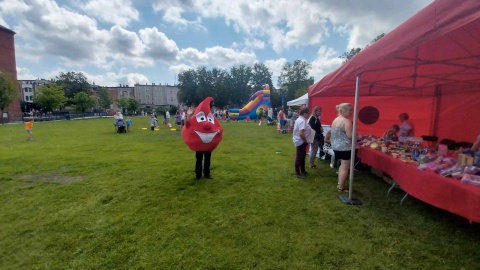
[400,193,409,206]
[387,181,397,197]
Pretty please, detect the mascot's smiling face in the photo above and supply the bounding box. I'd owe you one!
[182,97,223,152]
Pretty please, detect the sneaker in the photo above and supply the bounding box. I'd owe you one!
[204,175,213,179]
[295,173,305,179]
[330,163,334,169]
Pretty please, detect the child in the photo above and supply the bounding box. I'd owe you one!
[150,114,158,131]
[383,124,400,141]
[126,117,132,131]
[175,111,182,128]
[324,130,335,168]
[24,117,34,141]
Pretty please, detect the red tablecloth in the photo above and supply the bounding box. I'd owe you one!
[358,147,480,223]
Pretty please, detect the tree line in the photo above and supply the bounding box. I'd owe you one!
[177,33,386,109]
[0,71,141,120]
[177,60,314,109]
[33,71,127,114]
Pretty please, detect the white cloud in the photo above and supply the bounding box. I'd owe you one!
[79,0,139,27]
[162,6,189,26]
[204,47,257,68]
[82,70,149,87]
[150,0,433,53]
[16,67,36,80]
[180,46,258,69]
[107,25,152,67]
[179,48,209,64]
[0,0,31,14]
[244,38,265,50]
[310,46,343,81]
[11,0,109,66]
[170,63,193,75]
[151,0,204,30]
[139,27,179,62]
[125,73,149,86]
[8,0,179,70]
[0,17,8,28]
[264,58,287,87]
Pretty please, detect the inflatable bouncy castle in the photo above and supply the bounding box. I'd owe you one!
[228,84,271,120]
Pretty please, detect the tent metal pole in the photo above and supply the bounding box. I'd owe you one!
[338,73,362,205]
[348,74,361,199]
[339,74,362,205]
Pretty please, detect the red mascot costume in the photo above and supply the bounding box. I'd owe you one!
[182,97,223,180]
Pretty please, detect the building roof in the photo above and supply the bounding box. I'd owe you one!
[0,25,16,35]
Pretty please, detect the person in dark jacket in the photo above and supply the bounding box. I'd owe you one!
[308,106,324,168]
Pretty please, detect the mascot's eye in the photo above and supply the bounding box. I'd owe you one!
[207,113,215,124]
[196,111,206,122]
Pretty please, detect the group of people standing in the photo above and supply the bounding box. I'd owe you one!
[292,103,354,193]
[292,102,439,193]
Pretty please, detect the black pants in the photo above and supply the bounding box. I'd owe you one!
[295,142,308,174]
[196,151,211,177]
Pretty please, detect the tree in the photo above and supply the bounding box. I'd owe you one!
[73,92,96,113]
[177,69,199,106]
[0,72,19,124]
[126,98,140,114]
[230,65,252,106]
[196,66,215,101]
[339,33,386,63]
[33,84,67,112]
[211,68,231,108]
[97,87,112,112]
[54,71,91,100]
[369,33,386,45]
[339,48,362,63]
[116,96,129,112]
[251,62,273,92]
[277,60,314,103]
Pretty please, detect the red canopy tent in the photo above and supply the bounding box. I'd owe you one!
[309,0,480,143]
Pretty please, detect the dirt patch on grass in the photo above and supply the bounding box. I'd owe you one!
[17,173,83,184]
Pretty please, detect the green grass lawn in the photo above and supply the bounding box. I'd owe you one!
[1,117,480,270]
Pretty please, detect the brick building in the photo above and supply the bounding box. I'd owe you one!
[104,85,135,114]
[0,25,22,122]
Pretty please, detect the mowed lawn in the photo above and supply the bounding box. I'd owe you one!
[1,117,480,270]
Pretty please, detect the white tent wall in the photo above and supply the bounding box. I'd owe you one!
[287,93,308,106]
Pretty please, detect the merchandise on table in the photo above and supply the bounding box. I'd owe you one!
[358,134,480,182]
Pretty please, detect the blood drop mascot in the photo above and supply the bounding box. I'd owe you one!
[182,97,223,180]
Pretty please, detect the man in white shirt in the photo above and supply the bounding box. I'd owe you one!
[292,107,312,179]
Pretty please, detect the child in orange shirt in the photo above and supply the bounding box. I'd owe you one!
[24,117,33,141]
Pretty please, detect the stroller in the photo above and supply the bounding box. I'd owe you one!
[115,119,127,133]
[266,116,276,126]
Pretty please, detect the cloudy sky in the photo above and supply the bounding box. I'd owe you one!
[0,0,434,88]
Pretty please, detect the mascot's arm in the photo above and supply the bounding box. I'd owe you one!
[185,106,196,129]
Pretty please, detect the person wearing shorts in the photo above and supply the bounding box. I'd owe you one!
[330,103,353,193]
[175,111,182,128]
[24,117,34,141]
